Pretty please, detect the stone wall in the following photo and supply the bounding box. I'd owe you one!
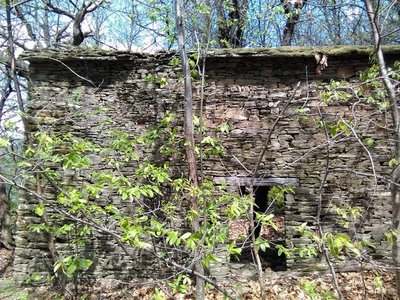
[14,46,400,283]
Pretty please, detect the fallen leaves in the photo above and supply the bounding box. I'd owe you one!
[0,247,397,299]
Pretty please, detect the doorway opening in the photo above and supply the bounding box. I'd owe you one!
[230,185,287,271]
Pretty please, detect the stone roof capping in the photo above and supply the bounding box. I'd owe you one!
[20,45,400,62]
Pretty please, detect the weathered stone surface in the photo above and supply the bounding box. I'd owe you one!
[15,45,400,283]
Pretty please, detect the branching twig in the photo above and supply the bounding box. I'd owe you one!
[251,81,301,181]
[316,103,344,300]
[0,173,238,299]
[341,118,378,189]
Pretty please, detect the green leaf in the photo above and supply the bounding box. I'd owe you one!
[364,137,374,148]
[255,237,270,252]
[276,244,291,258]
[166,231,179,246]
[66,263,77,277]
[227,242,242,256]
[374,275,383,289]
[389,158,398,168]
[78,258,93,269]
[202,253,219,267]
[385,230,397,245]
[181,232,191,240]
[0,137,10,148]
[218,123,230,134]
[54,261,62,274]
[34,204,45,217]
[185,237,197,250]
[361,238,376,249]
[170,57,180,67]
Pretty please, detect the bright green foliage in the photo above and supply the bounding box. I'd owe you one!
[385,230,397,245]
[320,80,352,103]
[295,220,369,259]
[389,158,399,168]
[254,237,270,252]
[144,73,168,87]
[301,279,336,300]
[267,185,295,207]
[317,62,400,118]
[276,244,292,258]
[316,119,352,137]
[169,274,192,293]
[358,63,400,110]
[227,241,242,257]
[170,57,181,67]
[152,288,168,300]
[18,112,254,287]
[332,205,362,229]
[54,255,93,278]
[217,123,230,134]
[0,137,10,148]
[201,136,225,156]
[254,212,278,231]
[227,193,252,218]
[373,271,384,290]
[294,107,310,122]
[326,232,360,257]
[297,244,318,259]
[364,137,374,148]
[301,280,318,300]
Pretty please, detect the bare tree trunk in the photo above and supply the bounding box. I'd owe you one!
[0,8,13,251]
[45,0,106,46]
[281,0,307,46]
[175,0,205,298]
[0,176,13,249]
[43,2,51,47]
[364,0,400,296]
[216,0,248,48]
[6,0,66,287]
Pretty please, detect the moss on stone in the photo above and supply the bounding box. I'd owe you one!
[206,45,400,58]
[20,45,400,63]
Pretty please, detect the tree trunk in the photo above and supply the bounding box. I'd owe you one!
[6,0,66,286]
[0,177,13,249]
[364,0,400,296]
[217,0,248,48]
[174,0,205,298]
[281,0,307,46]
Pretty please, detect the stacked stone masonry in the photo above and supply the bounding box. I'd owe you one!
[14,45,400,282]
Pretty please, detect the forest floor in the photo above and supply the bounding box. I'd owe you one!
[0,247,398,300]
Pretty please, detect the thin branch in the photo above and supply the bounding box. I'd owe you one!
[45,0,75,19]
[0,173,238,299]
[316,103,344,300]
[13,5,37,42]
[252,81,301,181]
[47,57,97,87]
[0,76,12,124]
[341,118,378,189]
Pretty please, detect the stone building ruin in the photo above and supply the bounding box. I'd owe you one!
[14,46,400,283]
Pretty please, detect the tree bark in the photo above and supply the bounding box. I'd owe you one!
[364,0,400,296]
[0,177,12,249]
[281,0,307,46]
[175,0,205,298]
[217,0,248,48]
[6,0,65,286]
[45,0,106,46]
